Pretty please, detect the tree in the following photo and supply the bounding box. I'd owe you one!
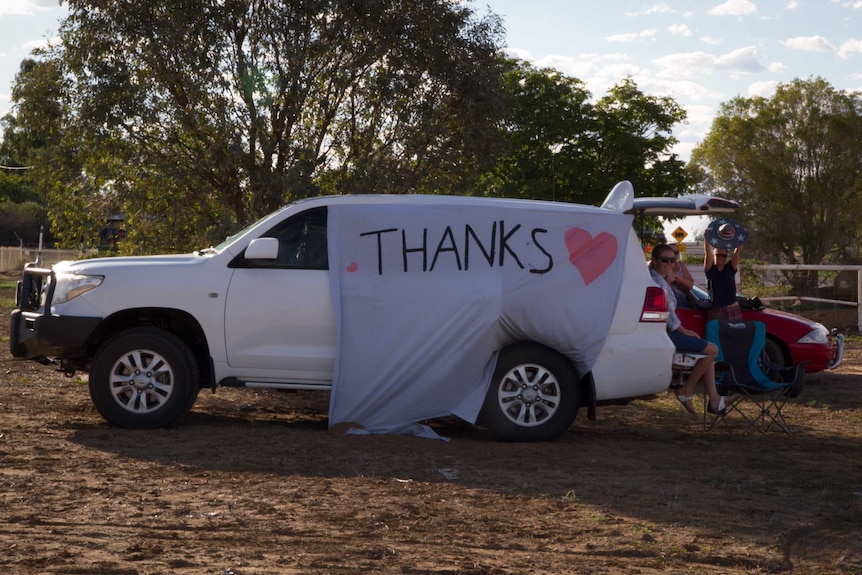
[484,59,596,202]
[0,58,71,247]
[591,78,689,200]
[41,0,505,253]
[691,77,862,267]
[487,65,690,207]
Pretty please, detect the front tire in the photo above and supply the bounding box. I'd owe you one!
[89,327,200,428]
[761,337,787,382]
[479,343,579,442]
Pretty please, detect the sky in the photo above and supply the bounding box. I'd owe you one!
[1,0,861,164]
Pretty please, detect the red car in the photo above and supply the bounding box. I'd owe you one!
[677,284,843,374]
[628,194,844,375]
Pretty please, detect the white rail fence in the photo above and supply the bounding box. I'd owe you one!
[676,242,862,331]
[748,264,862,332]
[0,246,79,274]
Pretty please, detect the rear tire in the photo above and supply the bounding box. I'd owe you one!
[89,327,200,428]
[479,343,579,442]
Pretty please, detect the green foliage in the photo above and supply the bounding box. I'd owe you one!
[0,200,46,246]
[484,59,596,202]
[43,0,506,252]
[691,77,862,266]
[1,58,72,247]
[486,64,691,206]
[0,169,38,205]
[5,3,696,254]
[592,78,690,200]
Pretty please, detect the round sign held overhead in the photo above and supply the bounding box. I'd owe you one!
[705,218,747,248]
[671,226,688,243]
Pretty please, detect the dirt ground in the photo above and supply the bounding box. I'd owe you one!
[1,277,861,575]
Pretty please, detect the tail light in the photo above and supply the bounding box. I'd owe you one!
[641,286,669,322]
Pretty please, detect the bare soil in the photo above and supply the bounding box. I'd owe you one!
[1,275,861,575]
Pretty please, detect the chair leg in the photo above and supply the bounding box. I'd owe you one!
[756,391,793,435]
[704,389,794,435]
[703,391,735,431]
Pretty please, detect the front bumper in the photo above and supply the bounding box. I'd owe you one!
[10,309,102,360]
[9,266,102,361]
[827,332,844,370]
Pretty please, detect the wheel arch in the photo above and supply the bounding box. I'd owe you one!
[763,334,789,366]
[91,308,213,389]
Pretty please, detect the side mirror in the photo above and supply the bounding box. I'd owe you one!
[244,237,279,260]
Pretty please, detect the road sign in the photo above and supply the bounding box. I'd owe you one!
[671,226,688,243]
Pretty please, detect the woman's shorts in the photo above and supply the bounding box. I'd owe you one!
[667,329,709,353]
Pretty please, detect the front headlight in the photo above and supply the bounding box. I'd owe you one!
[797,324,829,344]
[49,273,104,305]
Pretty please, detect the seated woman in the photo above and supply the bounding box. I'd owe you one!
[668,243,694,309]
[649,243,729,415]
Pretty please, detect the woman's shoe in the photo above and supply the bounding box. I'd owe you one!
[675,392,698,415]
[707,396,727,415]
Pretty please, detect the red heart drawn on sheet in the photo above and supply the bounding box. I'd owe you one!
[347,262,358,273]
[564,228,617,286]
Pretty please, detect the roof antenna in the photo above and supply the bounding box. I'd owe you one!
[35,223,44,268]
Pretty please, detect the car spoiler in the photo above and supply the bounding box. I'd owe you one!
[626,195,739,217]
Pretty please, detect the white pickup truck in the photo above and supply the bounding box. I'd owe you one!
[11,182,727,441]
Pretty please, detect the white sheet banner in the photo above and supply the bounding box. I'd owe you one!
[327,201,632,434]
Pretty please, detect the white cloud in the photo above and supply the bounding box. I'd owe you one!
[837,39,862,59]
[535,53,599,79]
[747,80,779,98]
[709,0,758,16]
[701,36,722,45]
[22,37,55,52]
[653,52,719,78]
[626,4,673,17]
[783,36,835,52]
[0,0,53,17]
[715,46,766,73]
[645,78,724,102]
[652,46,765,79]
[606,29,658,43]
[504,47,533,61]
[606,32,638,43]
[669,23,692,36]
[785,1,800,8]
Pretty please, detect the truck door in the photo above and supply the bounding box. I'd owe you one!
[223,207,336,379]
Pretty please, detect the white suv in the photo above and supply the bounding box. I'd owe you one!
[11,181,677,441]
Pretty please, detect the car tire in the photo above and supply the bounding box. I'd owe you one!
[479,343,579,442]
[761,337,787,381]
[89,327,200,429]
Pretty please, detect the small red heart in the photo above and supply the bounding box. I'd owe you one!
[347,262,358,273]
[564,228,617,285]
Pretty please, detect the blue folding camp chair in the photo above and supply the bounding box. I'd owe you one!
[704,320,806,435]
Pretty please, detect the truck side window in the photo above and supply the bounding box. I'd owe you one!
[239,207,328,270]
